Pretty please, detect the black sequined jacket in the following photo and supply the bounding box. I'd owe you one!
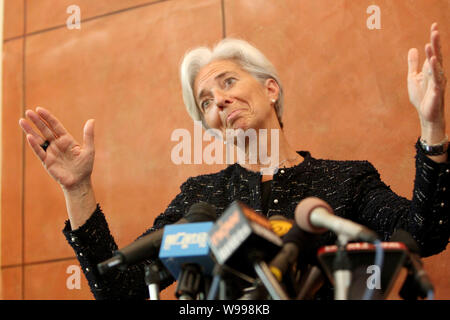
[63,140,450,300]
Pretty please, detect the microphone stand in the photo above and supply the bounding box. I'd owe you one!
[208,264,258,300]
[208,264,232,300]
[296,265,325,300]
[333,235,351,300]
[250,251,289,300]
[207,264,222,300]
[253,261,289,300]
[176,264,203,300]
[144,262,163,300]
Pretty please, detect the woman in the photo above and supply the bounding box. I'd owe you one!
[18,23,449,300]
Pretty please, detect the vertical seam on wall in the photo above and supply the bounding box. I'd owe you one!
[221,0,226,39]
[21,0,27,300]
[0,0,4,297]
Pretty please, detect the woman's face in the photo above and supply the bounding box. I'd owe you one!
[194,59,280,135]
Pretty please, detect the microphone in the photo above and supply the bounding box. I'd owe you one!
[159,221,216,300]
[208,201,283,273]
[267,214,295,280]
[268,214,324,299]
[159,221,215,278]
[97,202,217,275]
[295,197,379,242]
[295,197,379,300]
[208,200,288,300]
[391,229,435,299]
[269,223,321,283]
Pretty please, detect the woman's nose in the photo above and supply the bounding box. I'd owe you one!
[213,89,233,109]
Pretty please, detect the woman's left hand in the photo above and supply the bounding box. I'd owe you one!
[408,22,447,141]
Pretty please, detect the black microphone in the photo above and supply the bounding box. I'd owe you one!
[391,229,435,299]
[269,223,321,283]
[97,202,217,275]
[208,201,288,300]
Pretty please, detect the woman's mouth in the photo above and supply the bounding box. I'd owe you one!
[227,109,245,126]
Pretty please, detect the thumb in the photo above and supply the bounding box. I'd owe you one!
[83,119,95,152]
[408,48,419,76]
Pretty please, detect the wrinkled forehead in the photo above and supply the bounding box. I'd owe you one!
[194,59,245,98]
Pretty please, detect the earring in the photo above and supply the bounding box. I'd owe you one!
[271,99,276,104]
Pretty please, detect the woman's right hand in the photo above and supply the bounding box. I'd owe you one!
[19,107,95,192]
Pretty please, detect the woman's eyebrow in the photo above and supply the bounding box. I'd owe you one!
[197,71,236,100]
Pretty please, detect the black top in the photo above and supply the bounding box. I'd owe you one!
[62,140,450,300]
[261,180,272,216]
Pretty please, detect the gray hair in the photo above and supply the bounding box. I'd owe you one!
[180,38,284,129]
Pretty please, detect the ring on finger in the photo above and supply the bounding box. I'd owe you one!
[40,140,50,152]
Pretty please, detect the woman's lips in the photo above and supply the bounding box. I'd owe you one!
[226,109,245,126]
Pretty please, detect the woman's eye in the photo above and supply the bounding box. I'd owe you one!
[201,99,212,110]
[224,77,236,87]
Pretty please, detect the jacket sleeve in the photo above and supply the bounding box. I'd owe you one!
[353,139,450,257]
[62,176,205,300]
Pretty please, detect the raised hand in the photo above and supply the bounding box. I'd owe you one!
[19,107,95,191]
[407,22,447,143]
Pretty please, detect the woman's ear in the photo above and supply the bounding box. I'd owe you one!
[264,78,280,102]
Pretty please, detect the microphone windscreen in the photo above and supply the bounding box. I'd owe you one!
[295,197,332,234]
[185,202,217,222]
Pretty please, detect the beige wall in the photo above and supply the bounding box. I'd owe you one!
[1,0,449,300]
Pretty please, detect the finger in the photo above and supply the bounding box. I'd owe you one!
[431,30,443,67]
[430,56,446,89]
[425,43,444,77]
[423,44,434,76]
[430,56,438,85]
[26,134,47,161]
[425,43,433,61]
[408,48,419,76]
[36,107,68,137]
[19,118,46,144]
[82,119,95,152]
[25,109,57,141]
